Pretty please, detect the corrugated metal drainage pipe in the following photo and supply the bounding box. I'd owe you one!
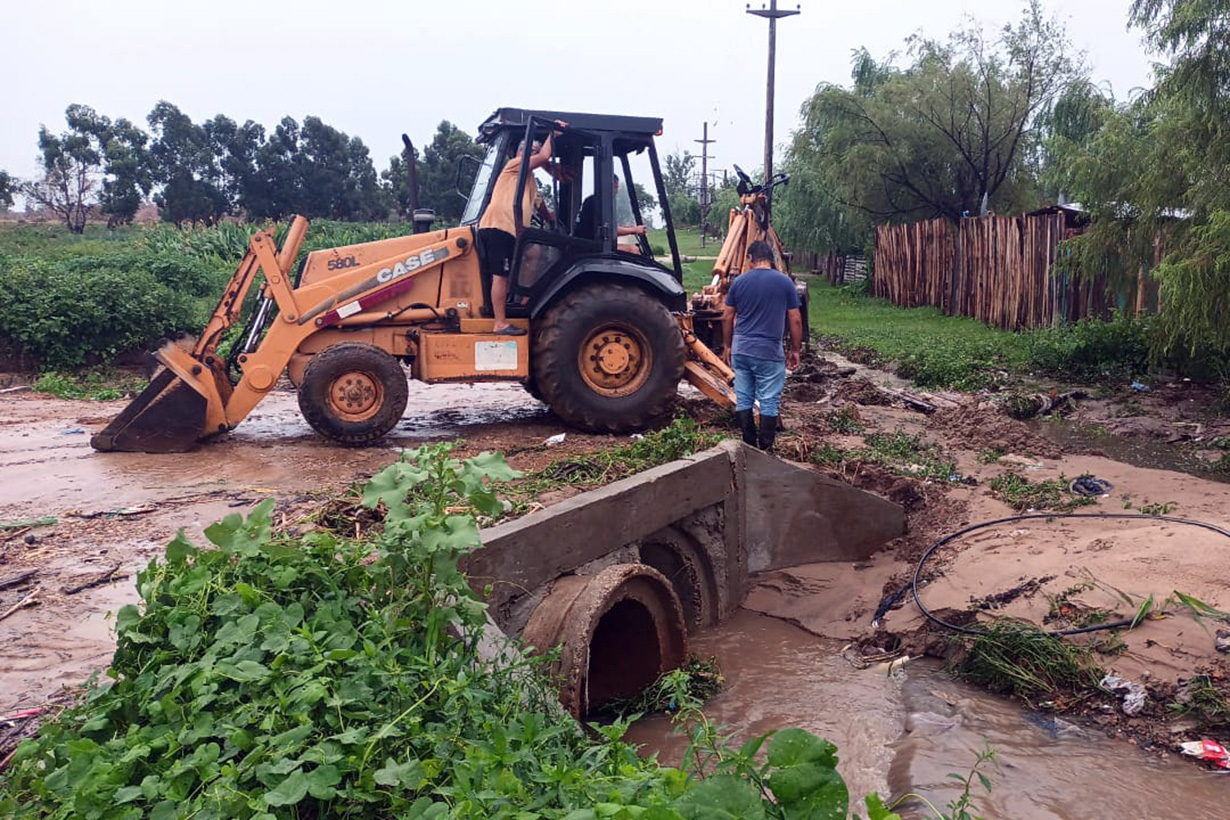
[522,563,688,718]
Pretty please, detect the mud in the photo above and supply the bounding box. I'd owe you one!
[5,349,1230,789]
[0,380,616,714]
[928,404,1062,459]
[627,611,1230,818]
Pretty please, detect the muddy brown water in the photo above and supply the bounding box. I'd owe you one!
[1030,418,1230,485]
[627,612,1229,819]
[0,382,549,519]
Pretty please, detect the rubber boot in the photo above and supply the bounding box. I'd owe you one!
[758,414,779,453]
[736,410,757,447]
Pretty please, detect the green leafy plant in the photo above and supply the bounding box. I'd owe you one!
[988,472,1095,511]
[809,442,847,466]
[1138,500,1177,516]
[33,368,148,401]
[859,430,957,481]
[825,406,866,434]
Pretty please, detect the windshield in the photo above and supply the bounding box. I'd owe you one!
[460,135,509,225]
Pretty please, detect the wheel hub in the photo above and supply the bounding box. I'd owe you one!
[329,372,382,422]
[580,327,650,397]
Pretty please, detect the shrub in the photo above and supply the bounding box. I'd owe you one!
[1025,312,1152,381]
[0,254,203,368]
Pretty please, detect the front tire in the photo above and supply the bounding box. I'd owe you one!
[533,282,685,433]
[297,343,409,446]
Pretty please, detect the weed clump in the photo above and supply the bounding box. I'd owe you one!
[860,430,957,481]
[988,472,1095,511]
[957,620,1103,705]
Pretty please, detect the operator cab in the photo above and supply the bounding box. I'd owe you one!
[458,108,683,319]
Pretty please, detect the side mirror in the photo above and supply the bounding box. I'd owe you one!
[456,155,481,201]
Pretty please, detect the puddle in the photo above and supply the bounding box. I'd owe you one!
[0,381,548,519]
[1029,418,1230,484]
[628,611,1230,818]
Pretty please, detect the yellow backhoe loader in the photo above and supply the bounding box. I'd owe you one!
[93,109,741,453]
[688,164,809,354]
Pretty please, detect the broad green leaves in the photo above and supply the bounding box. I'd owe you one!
[767,729,849,820]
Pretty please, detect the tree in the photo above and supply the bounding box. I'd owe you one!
[22,115,103,233]
[0,171,16,210]
[787,0,1078,241]
[1053,0,1230,365]
[147,102,228,224]
[662,149,696,198]
[204,114,265,216]
[249,117,302,220]
[418,121,482,224]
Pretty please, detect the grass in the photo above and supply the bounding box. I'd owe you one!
[806,281,1031,390]
[989,472,1096,511]
[860,430,957,481]
[647,226,717,259]
[33,367,148,401]
[504,416,722,513]
[957,620,1103,705]
[1170,675,1230,728]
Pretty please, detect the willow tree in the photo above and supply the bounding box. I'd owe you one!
[779,0,1079,254]
[1054,0,1230,366]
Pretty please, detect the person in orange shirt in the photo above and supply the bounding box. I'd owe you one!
[477,120,566,335]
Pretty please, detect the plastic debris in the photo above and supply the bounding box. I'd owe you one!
[544,433,566,446]
[1070,476,1113,497]
[1179,740,1230,770]
[630,433,645,440]
[1101,673,1148,716]
[1130,381,1151,393]
[1216,629,1230,654]
[60,428,85,435]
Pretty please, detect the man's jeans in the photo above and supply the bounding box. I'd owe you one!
[732,353,787,416]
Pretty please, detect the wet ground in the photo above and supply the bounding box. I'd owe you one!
[0,380,614,713]
[628,611,1230,819]
[4,359,1230,807]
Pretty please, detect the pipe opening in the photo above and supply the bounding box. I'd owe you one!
[587,599,663,708]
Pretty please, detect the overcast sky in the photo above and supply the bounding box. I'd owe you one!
[3,0,1157,188]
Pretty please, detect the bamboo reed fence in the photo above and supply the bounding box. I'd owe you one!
[872,213,1158,330]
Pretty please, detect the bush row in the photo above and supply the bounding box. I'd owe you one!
[0,250,230,369]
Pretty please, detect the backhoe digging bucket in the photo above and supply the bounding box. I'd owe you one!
[91,368,210,453]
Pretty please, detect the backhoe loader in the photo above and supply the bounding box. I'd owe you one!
[93,109,740,453]
[688,164,809,354]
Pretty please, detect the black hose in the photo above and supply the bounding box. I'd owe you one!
[911,512,1230,637]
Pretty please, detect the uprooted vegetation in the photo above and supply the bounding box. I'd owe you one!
[955,620,1103,707]
[987,472,1096,511]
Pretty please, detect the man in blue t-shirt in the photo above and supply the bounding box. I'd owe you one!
[721,240,803,452]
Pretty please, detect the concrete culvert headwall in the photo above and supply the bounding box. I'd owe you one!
[471,440,906,717]
[521,564,688,718]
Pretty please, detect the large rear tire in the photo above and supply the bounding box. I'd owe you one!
[533,282,685,433]
[298,343,409,446]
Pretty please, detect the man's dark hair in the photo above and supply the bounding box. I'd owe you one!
[748,240,775,264]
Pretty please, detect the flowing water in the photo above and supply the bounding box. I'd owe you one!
[627,611,1229,819]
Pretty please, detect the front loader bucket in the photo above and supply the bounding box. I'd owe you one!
[91,369,209,453]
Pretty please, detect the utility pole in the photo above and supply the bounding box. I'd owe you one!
[694,121,716,247]
[747,0,800,212]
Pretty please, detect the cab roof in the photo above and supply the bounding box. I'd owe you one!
[477,108,664,143]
